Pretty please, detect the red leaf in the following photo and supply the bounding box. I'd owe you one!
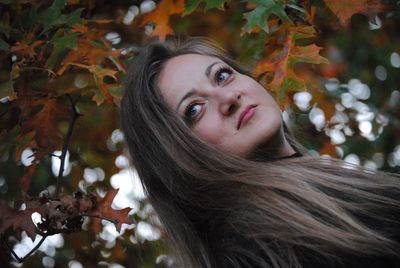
[91,188,132,232]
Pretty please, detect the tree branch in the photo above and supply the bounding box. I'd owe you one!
[18,235,47,263]
[1,233,47,263]
[55,95,82,197]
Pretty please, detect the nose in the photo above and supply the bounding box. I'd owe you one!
[214,90,241,116]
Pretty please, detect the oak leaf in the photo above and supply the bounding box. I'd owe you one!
[185,0,227,14]
[13,199,47,240]
[243,0,291,33]
[141,0,185,41]
[31,0,83,35]
[20,164,37,193]
[91,188,132,233]
[324,0,389,28]
[254,26,328,104]
[20,99,70,160]
[0,200,16,236]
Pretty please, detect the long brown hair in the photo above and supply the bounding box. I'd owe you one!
[120,37,400,268]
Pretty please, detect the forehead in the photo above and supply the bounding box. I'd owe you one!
[157,53,222,106]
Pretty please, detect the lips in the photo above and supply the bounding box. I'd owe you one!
[237,105,257,130]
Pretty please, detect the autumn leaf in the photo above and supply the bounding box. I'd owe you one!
[91,188,132,233]
[55,28,121,104]
[184,0,227,14]
[13,199,47,241]
[46,29,79,69]
[57,28,119,76]
[90,65,118,105]
[20,164,37,193]
[324,0,389,28]
[0,200,16,236]
[30,0,83,35]
[20,99,70,160]
[141,0,185,41]
[243,0,291,33]
[254,25,328,104]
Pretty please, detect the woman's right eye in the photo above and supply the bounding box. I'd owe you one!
[184,103,203,125]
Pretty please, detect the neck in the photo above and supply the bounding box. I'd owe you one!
[248,125,297,161]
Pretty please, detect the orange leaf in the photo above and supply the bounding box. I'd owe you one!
[319,140,337,157]
[324,0,389,28]
[91,188,132,232]
[57,29,119,75]
[254,25,328,105]
[141,0,185,40]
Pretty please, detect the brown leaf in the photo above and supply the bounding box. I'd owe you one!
[0,200,16,235]
[20,99,70,160]
[20,164,37,193]
[324,0,389,28]
[77,192,96,212]
[91,188,132,232]
[13,200,47,240]
[141,0,185,40]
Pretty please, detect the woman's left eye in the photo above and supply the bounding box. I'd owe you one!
[184,102,203,125]
[215,67,233,85]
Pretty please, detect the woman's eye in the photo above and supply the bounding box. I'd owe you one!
[215,67,232,84]
[184,103,203,124]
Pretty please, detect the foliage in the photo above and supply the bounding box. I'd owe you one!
[0,0,399,267]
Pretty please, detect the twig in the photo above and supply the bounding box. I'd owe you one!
[1,233,47,263]
[55,95,82,197]
[1,235,21,262]
[18,235,47,263]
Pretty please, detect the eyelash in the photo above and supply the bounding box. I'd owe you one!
[183,65,234,125]
[184,102,203,126]
[214,66,233,85]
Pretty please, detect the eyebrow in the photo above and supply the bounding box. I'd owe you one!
[176,89,197,111]
[205,61,222,78]
[176,61,222,111]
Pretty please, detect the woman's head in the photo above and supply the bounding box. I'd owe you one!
[122,37,295,161]
[120,36,302,266]
[158,52,292,156]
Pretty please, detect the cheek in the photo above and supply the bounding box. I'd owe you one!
[193,114,229,145]
[192,120,226,146]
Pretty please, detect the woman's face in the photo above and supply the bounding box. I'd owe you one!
[157,54,293,157]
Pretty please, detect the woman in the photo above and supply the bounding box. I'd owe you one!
[120,37,400,268]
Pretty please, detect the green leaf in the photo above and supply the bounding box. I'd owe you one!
[30,0,83,35]
[0,78,14,99]
[185,0,227,15]
[0,22,12,38]
[0,37,10,51]
[47,30,79,69]
[243,0,291,33]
